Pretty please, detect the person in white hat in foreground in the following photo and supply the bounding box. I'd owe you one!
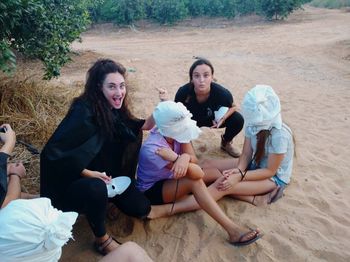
[0,197,153,262]
[165,85,294,209]
[136,101,262,246]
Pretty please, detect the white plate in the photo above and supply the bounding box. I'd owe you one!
[106,176,131,198]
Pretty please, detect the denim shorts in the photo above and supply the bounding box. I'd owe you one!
[248,161,287,187]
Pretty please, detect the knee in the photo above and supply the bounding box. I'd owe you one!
[187,163,204,180]
[86,178,108,201]
[226,111,244,129]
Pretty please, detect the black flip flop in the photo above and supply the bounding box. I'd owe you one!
[229,229,263,247]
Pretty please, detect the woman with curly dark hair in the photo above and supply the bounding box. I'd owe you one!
[40,59,159,255]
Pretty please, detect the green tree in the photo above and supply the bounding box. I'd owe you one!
[1,0,90,79]
[260,0,304,20]
[98,0,145,25]
[151,0,188,24]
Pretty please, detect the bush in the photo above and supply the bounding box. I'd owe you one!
[309,0,350,8]
[98,0,145,25]
[259,0,304,19]
[151,0,188,24]
[0,0,90,79]
[235,0,259,15]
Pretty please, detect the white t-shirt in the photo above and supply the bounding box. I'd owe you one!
[245,123,294,184]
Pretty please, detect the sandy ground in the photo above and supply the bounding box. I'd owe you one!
[56,6,350,262]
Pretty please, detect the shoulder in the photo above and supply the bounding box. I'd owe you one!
[211,82,232,96]
[210,82,233,104]
[175,83,191,101]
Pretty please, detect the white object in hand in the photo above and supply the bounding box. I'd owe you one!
[214,106,229,124]
[106,176,131,198]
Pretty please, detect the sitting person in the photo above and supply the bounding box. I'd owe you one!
[0,124,28,209]
[40,59,163,256]
[175,58,244,157]
[136,101,262,246]
[0,197,153,262]
[154,85,294,214]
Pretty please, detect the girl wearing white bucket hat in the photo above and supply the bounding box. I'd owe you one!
[164,85,294,209]
[136,101,262,247]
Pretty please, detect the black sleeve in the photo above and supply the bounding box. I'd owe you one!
[175,83,190,103]
[0,152,10,207]
[41,100,104,186]
[212,82,234,107]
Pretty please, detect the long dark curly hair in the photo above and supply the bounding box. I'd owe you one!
[74,59,134,138]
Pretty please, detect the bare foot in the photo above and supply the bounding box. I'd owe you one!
[147,204,172,219]
[252,186,280,207]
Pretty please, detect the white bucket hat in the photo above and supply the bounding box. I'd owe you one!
[242,85,282,135]
[153,101,201,143]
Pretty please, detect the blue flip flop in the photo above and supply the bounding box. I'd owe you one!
[270,185,286,203]
[230,229,263,247]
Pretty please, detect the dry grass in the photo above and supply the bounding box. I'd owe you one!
[0,72,79,193]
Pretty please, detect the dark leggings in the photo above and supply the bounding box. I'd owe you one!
[61,177,151,237]
[222,111,244,142]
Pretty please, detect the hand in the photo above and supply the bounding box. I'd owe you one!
[81,169,112,184]
[211,118,225,129]
[7,162,26,179]
[216,172,240,191]
[155,147,178,162]
[222,168,240,176]
[0,124,16,153]
[156,87,169,101]
[171,153,190,179]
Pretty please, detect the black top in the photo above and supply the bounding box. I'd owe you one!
[0,152,10,207]
[175,82,234,127]
[40,99,144,208]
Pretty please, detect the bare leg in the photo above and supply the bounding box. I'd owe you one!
[154,178,277,217]
[100,241,153,262]
[232,186,279,207]
[200,158,237,172]
[161,171,258,242]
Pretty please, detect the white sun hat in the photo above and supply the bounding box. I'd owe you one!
[0,198,78,262]
[242,85,282,135]
[153,101,201,143]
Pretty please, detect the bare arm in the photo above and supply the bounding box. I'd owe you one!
[242,153,285,181]
[142,115,155,131]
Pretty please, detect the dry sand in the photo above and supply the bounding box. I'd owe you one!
[57,6,350,262]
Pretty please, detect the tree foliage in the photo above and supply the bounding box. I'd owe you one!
[259,0,304,20]
[1,0,90,79]
[97,0,145,25]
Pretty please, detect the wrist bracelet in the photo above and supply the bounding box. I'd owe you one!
[8,173,21,179]
[173,154,180,163]
[238,168,245,181]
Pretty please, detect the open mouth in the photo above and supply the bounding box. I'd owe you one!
[112,96,123,107]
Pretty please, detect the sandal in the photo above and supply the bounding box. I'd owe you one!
[229,229,263,247]
[94,235,121,255]
[270,185,286,204]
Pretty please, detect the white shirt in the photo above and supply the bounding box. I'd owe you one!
[245,123,294,184]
